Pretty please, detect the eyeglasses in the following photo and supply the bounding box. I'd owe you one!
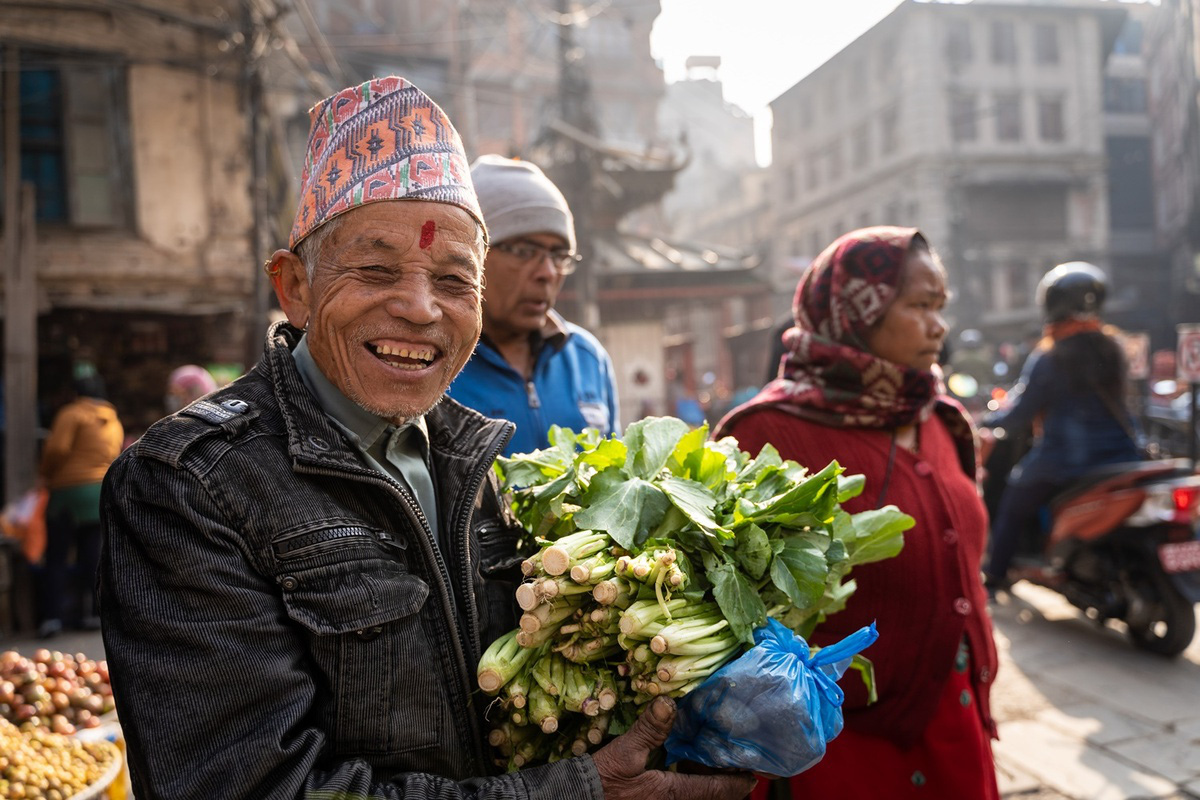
[492,239,582,275]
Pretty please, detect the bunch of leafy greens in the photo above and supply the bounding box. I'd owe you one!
[498,416,914,644]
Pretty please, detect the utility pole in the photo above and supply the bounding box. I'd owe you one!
[3,47,39,503]
[243,0,271,371]
[555,0,600,331]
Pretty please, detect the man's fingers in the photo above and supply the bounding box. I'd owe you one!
[657,771,758,800]
[624,695,676,753]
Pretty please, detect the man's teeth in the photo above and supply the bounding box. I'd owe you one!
[374,344,435,362]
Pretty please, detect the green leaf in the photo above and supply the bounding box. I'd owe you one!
[573,471,670,550]
[580,438,628,472]
[668,425,709,476]
[848,654,878,705]
[622,416,691,480]
[837,474,866,503]
[710,563,766,644]
[843,506,913,566]
[748,460,842,522]
[732,524,772,580]
[735,442,783,482]
[769,535,828,610]
[659,475,729,537]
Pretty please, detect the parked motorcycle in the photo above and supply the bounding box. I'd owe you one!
[985,432,1200,658]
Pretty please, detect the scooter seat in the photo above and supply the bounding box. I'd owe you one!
[1050,458,1194,508]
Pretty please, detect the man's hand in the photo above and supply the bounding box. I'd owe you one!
[592,696,757,800]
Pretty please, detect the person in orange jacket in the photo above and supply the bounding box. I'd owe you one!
[37,363,123,638]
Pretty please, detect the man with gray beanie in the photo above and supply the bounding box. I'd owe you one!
[448,154,619,455]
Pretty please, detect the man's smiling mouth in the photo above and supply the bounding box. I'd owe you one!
[369,342,437,371]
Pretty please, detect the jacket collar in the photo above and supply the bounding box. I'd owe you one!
[261,322,513,477]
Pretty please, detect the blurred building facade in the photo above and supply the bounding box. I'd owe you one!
[1146,0,1200,334]
[767,0,1126,342]
[0,0,271,489]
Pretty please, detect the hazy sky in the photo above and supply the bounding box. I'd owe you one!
[648,0,1154,163]
[649,0,906,116]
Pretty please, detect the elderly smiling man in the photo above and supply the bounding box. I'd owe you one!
[98,77,754,800]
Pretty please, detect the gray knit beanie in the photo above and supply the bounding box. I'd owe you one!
[470,155,576,251]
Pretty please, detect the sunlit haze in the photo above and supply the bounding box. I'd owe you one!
[650,0,1156,165]
[650,0,907,163]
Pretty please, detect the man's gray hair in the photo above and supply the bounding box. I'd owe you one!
[296,215,345,284]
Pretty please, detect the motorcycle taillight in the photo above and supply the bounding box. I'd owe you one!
[1173,485,1200,521]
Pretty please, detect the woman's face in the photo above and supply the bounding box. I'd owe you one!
[865,248,948,372]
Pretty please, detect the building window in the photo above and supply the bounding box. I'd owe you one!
[1112,19,1143,55]
[1006,262,1031,310]
[800,96,813,130]
[806,154,820,190]
[828,142,843,183]
[1104,77,1147,114]
[949,92,978,143]
[876,37,897,85]
[1,50,129,227]
[853,124,870,166]
[849,59,865,92]
[782,164,797,203]
[879,105,899,155]
[995,92,1022,142]
[825,77,839,116]
[945,19,973,66]
[1038,96,1065,142]
[1034,23,1059,65]
[990,20,1017,65]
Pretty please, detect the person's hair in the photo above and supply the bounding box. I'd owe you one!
[902,233,947,285]
[74,374,107,401]
[1050,329,1128,407]
[296,215,345,283]
[294,210,488,284]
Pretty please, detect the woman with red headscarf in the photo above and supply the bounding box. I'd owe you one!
[715,227,999,799]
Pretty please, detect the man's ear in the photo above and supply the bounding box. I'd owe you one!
[267,249,312,329]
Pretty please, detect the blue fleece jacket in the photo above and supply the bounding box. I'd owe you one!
[447,313,620,456]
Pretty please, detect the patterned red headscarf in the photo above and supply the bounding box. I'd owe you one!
[715,226,976,476]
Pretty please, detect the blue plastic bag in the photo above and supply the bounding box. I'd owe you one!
[664,618,879,777]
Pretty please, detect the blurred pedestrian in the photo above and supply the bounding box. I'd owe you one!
[164,364,218,414]
[982,262,1140,592]
[37,362,123,637]
[715,226,999,799]
[447,155,619,455]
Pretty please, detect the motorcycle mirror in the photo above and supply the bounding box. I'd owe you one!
[947,373,979,398]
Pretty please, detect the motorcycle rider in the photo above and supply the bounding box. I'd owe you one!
[983,262,1142,593]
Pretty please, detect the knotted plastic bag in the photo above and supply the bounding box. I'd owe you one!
[664,617,878,777]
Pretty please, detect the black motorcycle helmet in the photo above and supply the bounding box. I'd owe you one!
[1036,261,1108,322]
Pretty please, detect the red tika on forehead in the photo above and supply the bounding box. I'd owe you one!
[419,220,437,249]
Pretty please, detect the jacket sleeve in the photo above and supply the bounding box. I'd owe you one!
[38,406,77,482]
[98,454,603,800]
[983,350,1053,433]
[600,345,621,436]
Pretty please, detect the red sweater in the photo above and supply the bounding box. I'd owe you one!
[723,407,998,746]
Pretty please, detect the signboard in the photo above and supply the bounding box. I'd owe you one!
[1178,324,1200,383]
[1117,331,1151,380]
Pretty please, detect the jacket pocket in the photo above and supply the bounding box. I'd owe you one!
[280,556,441,755]
[474,516,525,643]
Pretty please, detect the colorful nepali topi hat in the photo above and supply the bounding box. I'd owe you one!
[289,76,485,250]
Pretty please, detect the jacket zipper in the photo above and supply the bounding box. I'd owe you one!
[295,423,512,774]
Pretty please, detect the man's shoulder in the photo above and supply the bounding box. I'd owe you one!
[556,320,610,361]
[132,374,281,470]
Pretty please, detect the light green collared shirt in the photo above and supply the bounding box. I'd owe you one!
[291,337,439,539]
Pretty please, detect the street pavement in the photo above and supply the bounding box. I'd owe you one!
[2,587,1198,799]
[990,583,1200,800]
